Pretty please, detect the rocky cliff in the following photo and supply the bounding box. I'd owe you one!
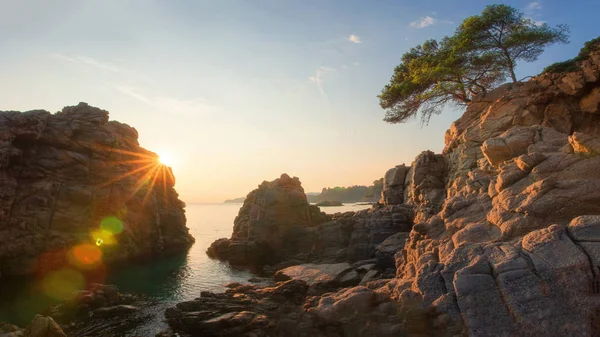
[0,103,194,278]
[389,42,600,336]
[183,41,600,336]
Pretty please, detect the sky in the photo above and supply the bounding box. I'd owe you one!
[1,0,599,203]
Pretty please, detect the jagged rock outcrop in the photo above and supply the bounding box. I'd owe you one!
[381,165,408,205]
[0,103,194,278]
[390,42,600,336]
[207,174,414,267]
[207,174,331,265]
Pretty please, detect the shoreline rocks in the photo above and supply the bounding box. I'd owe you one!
[45,283,140,323]
[0,283,141,337]
[164,279,430,337]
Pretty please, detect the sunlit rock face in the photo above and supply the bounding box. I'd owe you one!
[0,102,194,279]
[389,45,600,335]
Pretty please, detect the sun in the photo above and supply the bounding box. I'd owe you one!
[98,145,177,204]
[157,152,175,167]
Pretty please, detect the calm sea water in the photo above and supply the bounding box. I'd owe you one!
[0,202,370,336]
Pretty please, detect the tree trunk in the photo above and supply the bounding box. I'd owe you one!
[509,66,517,83]
[502,48,518,83]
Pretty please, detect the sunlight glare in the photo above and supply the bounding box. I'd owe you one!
[158,151,175,166]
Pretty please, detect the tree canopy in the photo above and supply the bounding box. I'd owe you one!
[456,4,569,83]
[379,4,569,124]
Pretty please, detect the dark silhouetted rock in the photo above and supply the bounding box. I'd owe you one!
[0,103,194,278]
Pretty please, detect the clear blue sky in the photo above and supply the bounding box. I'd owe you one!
[1,0,598,202]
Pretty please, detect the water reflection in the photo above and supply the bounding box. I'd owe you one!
[105,253,190,301]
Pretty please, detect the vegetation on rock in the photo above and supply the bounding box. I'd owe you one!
[543,36,600,74]
[379,4,569,124]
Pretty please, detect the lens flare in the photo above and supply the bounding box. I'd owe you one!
[69,244,103,269]
[100,216,124,234]
[91,229,116,246]
[42,268,85,300]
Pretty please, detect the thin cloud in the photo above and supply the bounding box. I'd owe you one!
[309,66,336,99]
[115,85,215,117]
[51,53,156,84]
[524,2,544,26]
[410,16,436,28]
[348,35,362,44]
[51,53,120,72]
[526,2,542,11]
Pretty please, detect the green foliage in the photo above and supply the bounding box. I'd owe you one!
[457,4,569,82]
[379,4,570,125]
[542,60,580,74]
[379,37,504,124]
[543,37,600,74]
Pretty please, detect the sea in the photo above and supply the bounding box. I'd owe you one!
[0,202,371,336]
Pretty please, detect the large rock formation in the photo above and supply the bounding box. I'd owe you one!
[207,174,331,265]
[389,42,600,336]
[207,174,413,267]
[0,103,194,278]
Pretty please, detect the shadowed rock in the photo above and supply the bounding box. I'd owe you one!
[0,103,194,278]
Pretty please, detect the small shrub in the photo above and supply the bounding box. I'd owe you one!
[543,60,580,74]
[543,36,600,74]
